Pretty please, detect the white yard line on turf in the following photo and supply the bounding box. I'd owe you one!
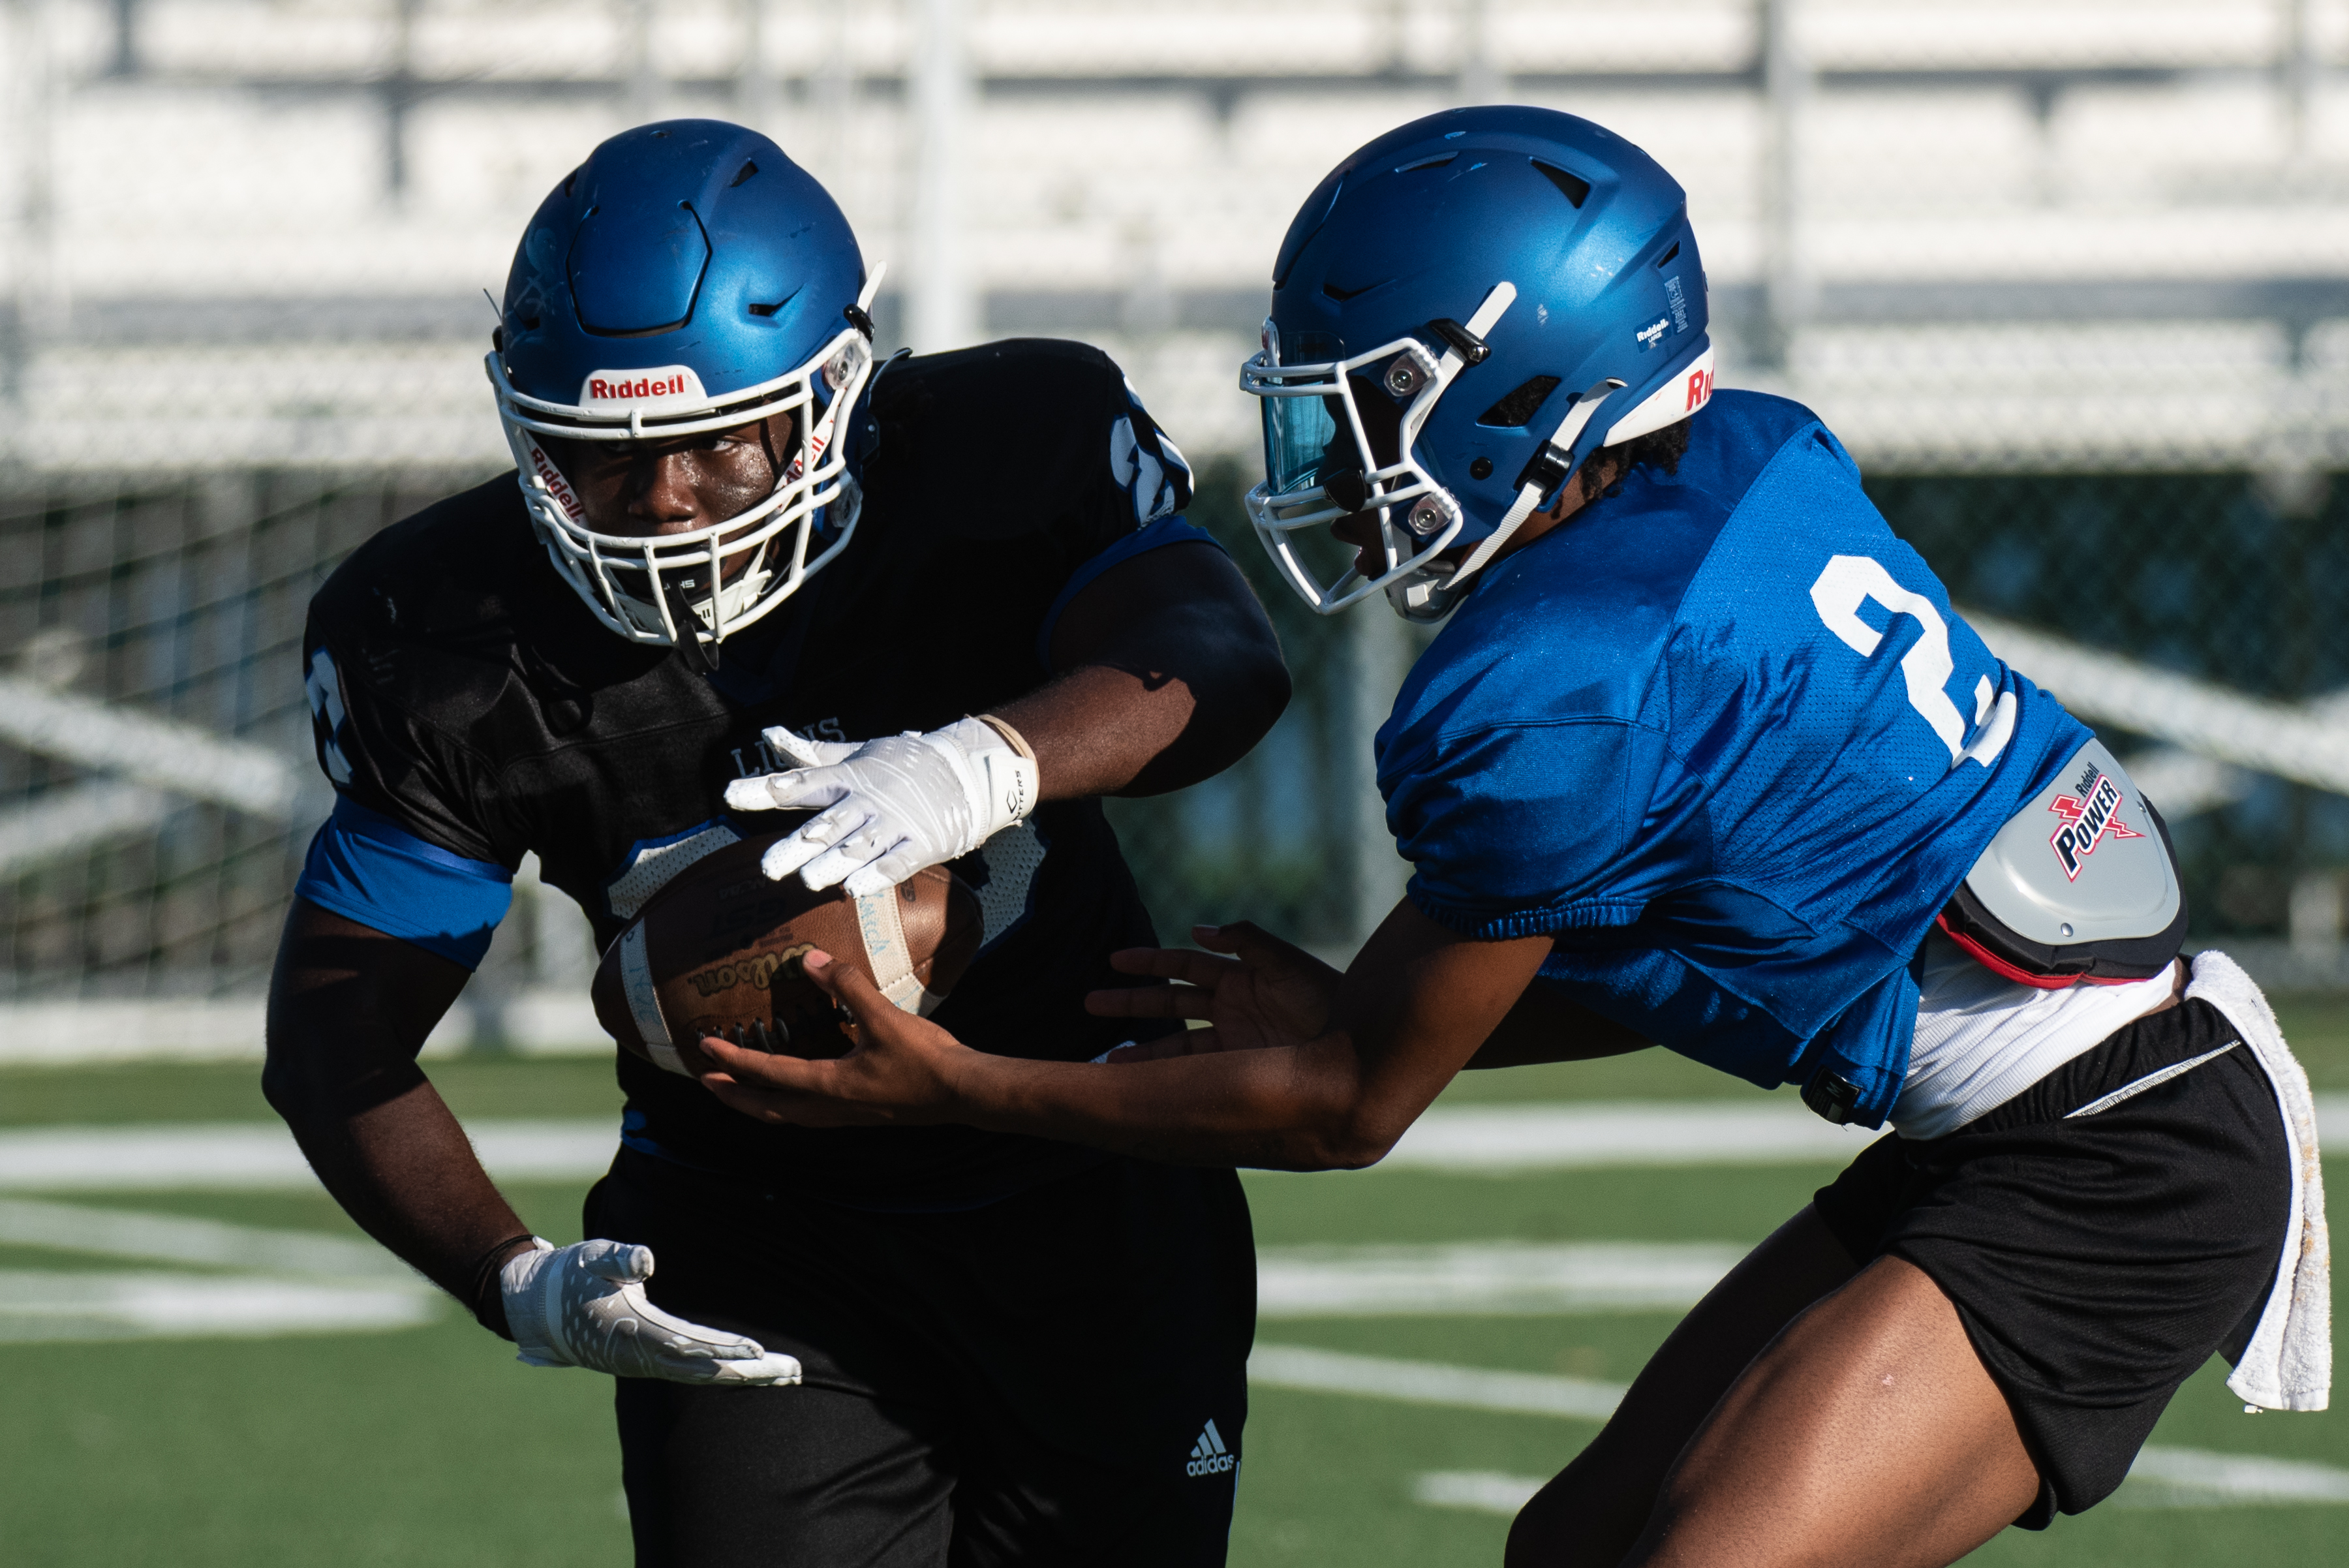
[0,1270,435,1342]
[0,1119,621,1191]
[0,1198,440,1342]
[3,1097,2342,1190]
[2118,1447,2349,1506]
[1257,1242,1744,1317]
[1413,1471,1547,1514]
[1248,1344,1628,1420]
[1382,1101,1884,1170]
[0,1197,414,1278]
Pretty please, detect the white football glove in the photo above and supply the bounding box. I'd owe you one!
[724,717,1039,895]
[499,1238,802,1385]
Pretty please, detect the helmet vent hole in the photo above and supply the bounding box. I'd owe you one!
[1477,376,1562,428]
[1529,160,1589,209]
[1655,241,1681,268]
[748,284,801,320]
[1394,153,1458,174]
[1323,279,1387,302]
[729,161,759,188]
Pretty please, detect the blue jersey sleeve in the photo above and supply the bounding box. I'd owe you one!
[296,797,514,968]
[1387,718,1653,940]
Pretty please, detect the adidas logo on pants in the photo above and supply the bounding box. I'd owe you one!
[1185,1419,1235,1477]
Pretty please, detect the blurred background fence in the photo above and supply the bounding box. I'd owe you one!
[9,1,2349,1048]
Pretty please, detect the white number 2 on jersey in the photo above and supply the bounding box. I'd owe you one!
[1808,554,2013,771]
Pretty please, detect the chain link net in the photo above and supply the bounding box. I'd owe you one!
[6,0,2349,1007]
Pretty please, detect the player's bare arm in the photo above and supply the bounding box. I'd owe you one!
[543,411,1289,805]
[1088,921,1650,1069]
[698,898,1580,1169]
[264,902,517,1319]
[266,384,821,1385]
[724,539,1287,894]
[1006,540,1289,799]
[266,901,800,1384]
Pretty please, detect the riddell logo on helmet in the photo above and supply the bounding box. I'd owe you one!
[579,366,709,405]
[1685,366,1715,411]
[526,442,585,522]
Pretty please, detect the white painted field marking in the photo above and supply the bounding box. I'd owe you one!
[0,1198,439,1342]
[1413,1471,1545,1515]
[0,989,606,1065]
[1257,1242,1744,1317]
[0,1119,621,1191]
[2118,1447,2349,1507]
[0,1098,2338,1192]
[0,1270,434,1343]
[1248,1344,1627,1421]
[1384,1101,1883,1171]
[1377,1095,2348,1173]
[1413,1449,2349,1519]
[0,1197,413,1278]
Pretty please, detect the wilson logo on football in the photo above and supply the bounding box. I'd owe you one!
[2047,765,2144,881]
[579,366,709,405]
[687,944,813,998]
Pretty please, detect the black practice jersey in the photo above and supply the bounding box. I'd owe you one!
[301,340,1202,1206]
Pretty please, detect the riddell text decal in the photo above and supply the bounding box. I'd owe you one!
[2048,765,2145,881]
[525,442,585,522]
[587,373,688,399]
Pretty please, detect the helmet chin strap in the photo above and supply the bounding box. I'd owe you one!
[660,575,721,673]
[1439,375,1627,590]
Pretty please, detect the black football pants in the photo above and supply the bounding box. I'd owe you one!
[585,1147,1255,1567]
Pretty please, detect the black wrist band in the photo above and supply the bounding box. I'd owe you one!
[467,1232,541,1340]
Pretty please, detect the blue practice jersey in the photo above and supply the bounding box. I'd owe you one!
[1377,391,2091,1126]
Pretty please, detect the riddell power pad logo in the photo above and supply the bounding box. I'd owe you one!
[2048,765,2144,881]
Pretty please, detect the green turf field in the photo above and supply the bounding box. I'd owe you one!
[1,1022,2341,1565]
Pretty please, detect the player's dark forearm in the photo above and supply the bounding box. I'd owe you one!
[1002,632,1289,801]
[263,899,535,1332]
[273,1077,536,1330]
[1017,540,1290,799]
[942,1036,1400,1171]
[1464,987,1655,1069]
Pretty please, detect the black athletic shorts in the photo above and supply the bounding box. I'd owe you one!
[584,1148,1255,1567]
[1812,996,2291,1527]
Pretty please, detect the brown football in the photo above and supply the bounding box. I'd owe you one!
[590,831,982,1075]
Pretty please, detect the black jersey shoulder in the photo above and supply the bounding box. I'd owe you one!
[857,338,1181,546]
[305,473,713,865]
[867,337,1131,461]
[311,474,662,704]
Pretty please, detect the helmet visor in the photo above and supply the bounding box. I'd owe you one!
[1257,371,1413,502]
[1259,385,1348,497]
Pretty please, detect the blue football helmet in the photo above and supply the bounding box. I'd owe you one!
[489,119,883,652]
[1240,106,1713,621]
